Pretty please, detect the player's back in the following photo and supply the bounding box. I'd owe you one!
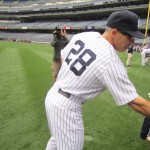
[55,32,117,100]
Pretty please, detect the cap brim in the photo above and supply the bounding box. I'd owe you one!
[126,30,145,39]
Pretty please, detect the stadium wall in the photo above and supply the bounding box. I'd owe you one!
[0,0,149,43]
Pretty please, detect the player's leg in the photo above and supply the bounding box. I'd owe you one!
[54,100,84,150]
[52,61,61,82]
[45,91,57,150]
[141,52,146,66]
[55,61,61,80]
[145,57,149,64]
[126,54,130,66]
[126,53,132,66]
[46,136,56,150]
[51,62,55,82]
[45,87,84,150]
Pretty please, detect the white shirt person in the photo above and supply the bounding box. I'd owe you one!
[141,48,150,66]
[45,10,150,150]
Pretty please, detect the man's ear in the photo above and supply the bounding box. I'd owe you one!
[111,29,117,38]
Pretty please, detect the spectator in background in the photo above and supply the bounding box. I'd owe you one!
[51,27,69,82]
[126,45,134,66]
[135,45,141,53]
[140,44,150,53]
[141,48,150,66]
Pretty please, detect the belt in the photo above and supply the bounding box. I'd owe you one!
[58,88,71,98]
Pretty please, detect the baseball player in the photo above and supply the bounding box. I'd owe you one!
[141,48,150,66]
[45,10,150,150]
[126,45,134,66]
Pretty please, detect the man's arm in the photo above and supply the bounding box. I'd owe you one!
[50,35,57,47]
[128,96,150,117]
[61,30,69,44]
[51,29,59,47]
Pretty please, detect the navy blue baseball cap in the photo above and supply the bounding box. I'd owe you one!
[107,10,145,39]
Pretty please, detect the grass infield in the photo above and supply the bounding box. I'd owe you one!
[0,41,150,150]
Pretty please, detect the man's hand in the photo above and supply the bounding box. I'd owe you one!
[147,135,150,142]
[61,29,67,37]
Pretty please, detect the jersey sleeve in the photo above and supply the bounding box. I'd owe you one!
[102,59,139,105]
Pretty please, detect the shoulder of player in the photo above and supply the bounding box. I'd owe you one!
[143,48,150,53]
[146,49,150,52]
[73,31,100,38]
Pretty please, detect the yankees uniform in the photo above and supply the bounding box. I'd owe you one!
[45,32,138,150]
[141,48,150,66]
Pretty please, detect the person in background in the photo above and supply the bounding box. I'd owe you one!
[141,48,150,66]
[126,45,134,66]
[50,27,69,82]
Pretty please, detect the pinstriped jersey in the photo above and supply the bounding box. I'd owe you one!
[55,32,138,105]
[141,49,150,54]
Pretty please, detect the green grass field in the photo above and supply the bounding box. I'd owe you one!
[0,41,150,150]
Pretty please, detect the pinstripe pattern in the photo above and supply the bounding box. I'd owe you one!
[45,86,84,150]
[45,32,139,149]
[57,32,138,103]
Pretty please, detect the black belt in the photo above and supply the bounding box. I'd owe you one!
[58,88,71,98]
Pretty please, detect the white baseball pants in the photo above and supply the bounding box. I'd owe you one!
[45,86,84,150]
